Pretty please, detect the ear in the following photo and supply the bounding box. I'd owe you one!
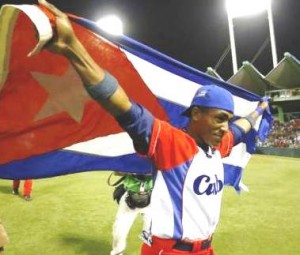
[190,107,202,121]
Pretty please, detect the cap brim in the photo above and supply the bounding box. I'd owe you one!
[181,107,192,117]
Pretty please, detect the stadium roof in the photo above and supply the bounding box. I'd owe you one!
[206,67,224,81]
[227,61,268,96]
[265,52,300,89]
[206,52,300,95]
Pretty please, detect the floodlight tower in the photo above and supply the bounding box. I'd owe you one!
[226,0,277,74]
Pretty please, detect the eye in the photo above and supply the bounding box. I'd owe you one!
[216,114,231,124]
[216,116,226,123]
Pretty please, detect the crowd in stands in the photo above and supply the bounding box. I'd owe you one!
[257,118,300,149]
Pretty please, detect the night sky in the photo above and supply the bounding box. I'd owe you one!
[1,0,300,79]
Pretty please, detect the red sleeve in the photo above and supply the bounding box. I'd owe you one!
[147,119,198,170]
[216,131,234,158]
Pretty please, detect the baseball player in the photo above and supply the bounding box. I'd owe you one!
[110,174,153,255]
[39,1,270,254]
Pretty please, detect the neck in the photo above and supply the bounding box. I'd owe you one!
[184,126,210,152]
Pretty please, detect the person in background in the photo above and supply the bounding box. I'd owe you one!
[110,173,153,255]
[0,220,9,254]
[12,179,33,201]
[39,1,270,254]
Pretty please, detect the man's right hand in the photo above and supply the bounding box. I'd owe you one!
[38,0,78,55]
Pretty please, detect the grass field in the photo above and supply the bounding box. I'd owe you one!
[0,154,299,255]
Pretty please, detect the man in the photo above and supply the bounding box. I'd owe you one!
[110,174,153,255]
[38,1,269,254]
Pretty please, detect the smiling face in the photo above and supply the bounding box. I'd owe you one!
[188,106,233,147]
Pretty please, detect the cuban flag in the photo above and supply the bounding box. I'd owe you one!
[0,4,272,191]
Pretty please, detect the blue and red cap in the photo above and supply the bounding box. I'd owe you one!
[182,85,234,117]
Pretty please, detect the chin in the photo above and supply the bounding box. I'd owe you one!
[211,139,221,146]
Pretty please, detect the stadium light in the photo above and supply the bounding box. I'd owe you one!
[96,15,124,35]
[226,0,277,74]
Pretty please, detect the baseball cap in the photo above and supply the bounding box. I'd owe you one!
[182,85,234,117]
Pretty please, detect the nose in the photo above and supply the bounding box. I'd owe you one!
[220,121,229,132]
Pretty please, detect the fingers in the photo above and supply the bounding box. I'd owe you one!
[38,0,66,18]
[261,96,271,102]
[258,101,269,111]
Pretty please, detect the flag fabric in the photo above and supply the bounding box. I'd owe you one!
[0,5,272,191]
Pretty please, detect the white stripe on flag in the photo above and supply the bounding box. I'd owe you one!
[125,51,200,106]
[125,50,260,118]
[64,132,134,156]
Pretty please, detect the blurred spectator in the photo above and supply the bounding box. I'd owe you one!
[12,179,33,201]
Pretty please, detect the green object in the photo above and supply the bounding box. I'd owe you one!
[123,175,153,193]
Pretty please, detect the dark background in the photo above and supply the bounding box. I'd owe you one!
[1,0,300,79]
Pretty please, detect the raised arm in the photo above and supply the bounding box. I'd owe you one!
[38,0,132,117]
[234,100,269,133]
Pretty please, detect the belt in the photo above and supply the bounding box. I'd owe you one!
[173,238,212,252]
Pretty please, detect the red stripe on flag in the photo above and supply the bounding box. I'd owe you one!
[0,12,167,164]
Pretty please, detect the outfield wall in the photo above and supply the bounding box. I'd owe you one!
[255,147,300,158]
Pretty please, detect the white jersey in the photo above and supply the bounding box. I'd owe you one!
[146,119,233,240]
